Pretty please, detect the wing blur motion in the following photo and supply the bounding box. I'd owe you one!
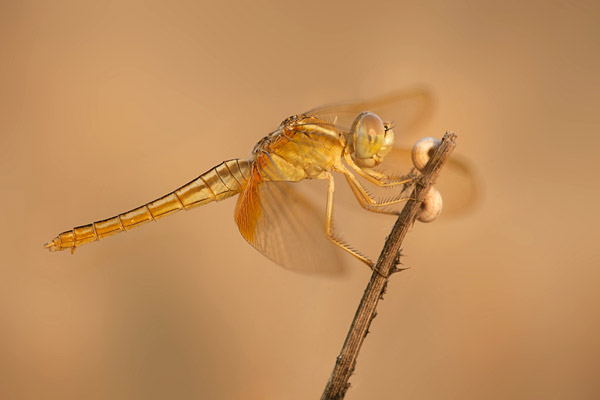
[305,88,433,136]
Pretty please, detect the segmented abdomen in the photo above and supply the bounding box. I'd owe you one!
[45,159,251,252]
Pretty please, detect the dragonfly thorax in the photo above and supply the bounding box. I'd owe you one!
[349,112,395,168]
[252,115,307,155]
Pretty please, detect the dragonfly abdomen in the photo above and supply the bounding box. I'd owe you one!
[44,159,251,253]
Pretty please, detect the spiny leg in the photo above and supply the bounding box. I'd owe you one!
[324,173,375,270]
[344,175,402,216]
[339,169,412,275]
[342,167,411,214]
[344,153,414,187]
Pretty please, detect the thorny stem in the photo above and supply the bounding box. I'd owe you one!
[320,132,457,400]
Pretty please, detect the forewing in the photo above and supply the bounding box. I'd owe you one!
[234,176,344,275]
[304,88,432,135]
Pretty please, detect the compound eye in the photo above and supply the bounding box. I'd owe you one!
[352,112,385,160]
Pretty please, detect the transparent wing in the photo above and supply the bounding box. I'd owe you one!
[234,176,344,275]
[369,148,479,216]
[304,88,432,135]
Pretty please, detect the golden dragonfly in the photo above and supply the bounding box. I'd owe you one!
[45,89,475,273]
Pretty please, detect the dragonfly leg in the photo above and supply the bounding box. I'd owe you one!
[324,173,377,271]
[344,153,414,187]
[344,177,402,216]
[342,168,411,215]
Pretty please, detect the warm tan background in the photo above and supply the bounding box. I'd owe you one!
[2,1,599,399]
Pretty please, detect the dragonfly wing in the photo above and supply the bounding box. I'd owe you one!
[372,147,479,216]
[304,88,432,135]
[234,176,344,275]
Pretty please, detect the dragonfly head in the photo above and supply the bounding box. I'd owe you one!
[350,112,394,168]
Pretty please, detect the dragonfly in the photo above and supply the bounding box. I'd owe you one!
[45,89,475,273]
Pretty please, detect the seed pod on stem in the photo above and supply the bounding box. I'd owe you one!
[412,137,443,222]
[412,137,441,171]
[417,186,443,222]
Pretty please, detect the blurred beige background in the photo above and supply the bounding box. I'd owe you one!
[2,1,599,399]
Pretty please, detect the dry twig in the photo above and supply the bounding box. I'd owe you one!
[320,132,457,400]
